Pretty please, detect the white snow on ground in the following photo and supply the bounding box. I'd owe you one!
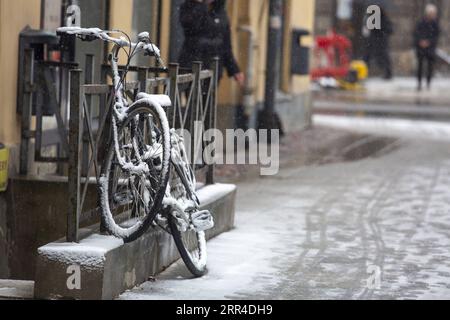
[364,77,450,102]
[120,208,286,300]
[198,184,237,206]
[365,77,450,92]
[120,116,450,300]
[38,235,124,271]
[314,115,450,142]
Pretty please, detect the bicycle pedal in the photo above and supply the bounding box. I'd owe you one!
[191,210,215,232]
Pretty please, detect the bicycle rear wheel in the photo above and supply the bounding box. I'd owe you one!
[99,102,171,242]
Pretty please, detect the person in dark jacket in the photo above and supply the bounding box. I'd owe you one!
[363,8,394,79]
[178,0,245,86]
[414,4,440,91]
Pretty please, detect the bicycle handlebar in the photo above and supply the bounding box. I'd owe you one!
[57,27,162,59]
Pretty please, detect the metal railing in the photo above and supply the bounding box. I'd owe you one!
[66,58,219,242]
[19,49,77,175]
[19,50,219,242]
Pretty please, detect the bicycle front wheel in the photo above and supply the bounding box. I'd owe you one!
[99,102,171,243]
[168,215,208,277]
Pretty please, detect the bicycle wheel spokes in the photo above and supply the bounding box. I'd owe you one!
[112,125,154,224]
[181,228,205,263]
[100,103,171,242]
[169,214,208,277]
[167,137,208,276]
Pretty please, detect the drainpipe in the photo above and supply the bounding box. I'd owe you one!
[238,25,256,127]
[258,0,283,136]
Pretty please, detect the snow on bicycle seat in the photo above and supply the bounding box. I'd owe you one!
[136,93,172,108]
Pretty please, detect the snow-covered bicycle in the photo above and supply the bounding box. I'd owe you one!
[57,27,213,276]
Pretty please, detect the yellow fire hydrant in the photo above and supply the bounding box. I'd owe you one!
[0,143,9,192]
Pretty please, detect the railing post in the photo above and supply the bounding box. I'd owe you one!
[138,67,147,94]
[99,65,109,126]
[191,62,202,166]
[168,63,179,128]
[34,64,44,165]
[68,69,83,243]
[98,65,111,164]
[20,49,35,176]
[82,54,94,177]
[206,58,219,185]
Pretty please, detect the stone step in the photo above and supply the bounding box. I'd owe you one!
[34,183,237,300]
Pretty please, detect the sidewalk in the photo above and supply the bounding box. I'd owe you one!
[214,127,397,184]
[0,280,33,300]
[121,120,450,300]
[314,77,450,106]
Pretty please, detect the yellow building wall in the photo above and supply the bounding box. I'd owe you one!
[219,0,315,106]
[109,0,133,65]
[159,1,171,64]
[0,0,315,145]
[0,0,173,145]
[108,0,316,106]
[110,0,133,33]
[0,0,41,145]
[218,0,269,106]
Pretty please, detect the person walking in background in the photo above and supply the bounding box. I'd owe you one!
[178,0,245,86]
[414,4,441,91]
[363,8,394,80]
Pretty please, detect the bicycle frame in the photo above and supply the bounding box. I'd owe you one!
[109,41,163,122]
[57,27,166,173]
[57,27,163,123]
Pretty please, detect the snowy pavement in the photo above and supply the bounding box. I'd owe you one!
[0,280,34,300]
[120,117,450,300]
[313,77,450,106]
[315,115,450,142]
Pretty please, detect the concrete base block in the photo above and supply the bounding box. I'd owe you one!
[34,184,236,300]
